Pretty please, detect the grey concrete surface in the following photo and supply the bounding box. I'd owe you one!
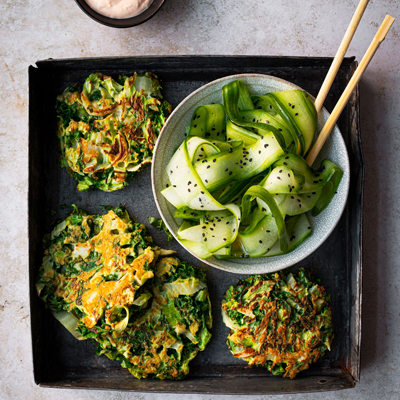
[1,0,399,398]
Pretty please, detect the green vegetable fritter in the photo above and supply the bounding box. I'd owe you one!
[56,72,172,191]
[36,206,212,380]
[222,269,333,378]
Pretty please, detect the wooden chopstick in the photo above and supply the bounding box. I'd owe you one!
[306,15,395,166]
[314,0,370,114]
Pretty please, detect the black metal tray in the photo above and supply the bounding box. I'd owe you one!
[29,56,363,394]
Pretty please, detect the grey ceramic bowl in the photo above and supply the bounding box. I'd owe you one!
[74,0,164,28]
[152,74,350,274]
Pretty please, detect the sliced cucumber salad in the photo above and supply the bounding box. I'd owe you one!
[161,80,343,259]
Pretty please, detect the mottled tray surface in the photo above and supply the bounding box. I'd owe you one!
[28,56,363,394]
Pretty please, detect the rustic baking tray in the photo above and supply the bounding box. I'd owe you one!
[28,56,363,394]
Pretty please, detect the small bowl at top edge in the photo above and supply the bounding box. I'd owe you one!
[74,0,165,28]
[151,74,350,275]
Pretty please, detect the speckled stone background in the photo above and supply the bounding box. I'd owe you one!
[1,0,399,399]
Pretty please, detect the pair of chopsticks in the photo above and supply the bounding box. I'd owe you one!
[306,0,395,166]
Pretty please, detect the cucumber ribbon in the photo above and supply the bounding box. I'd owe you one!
[161,80,342,259]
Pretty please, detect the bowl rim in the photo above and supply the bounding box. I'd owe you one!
[74,0,165,28]
[152,73,350,274]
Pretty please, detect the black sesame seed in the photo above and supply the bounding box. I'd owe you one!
[207,165,210,169]
[166,183,169,188]
[213,159,216,163]
[259,240,263,244]
[229,148,233,153]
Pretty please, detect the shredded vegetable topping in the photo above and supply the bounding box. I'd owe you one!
[36,206,212,380]
[161,80,343,259]
[222,269,334,378]
[56,72,171,191]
